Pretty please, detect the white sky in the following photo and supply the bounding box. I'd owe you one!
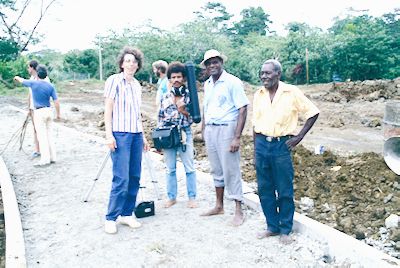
[22,0,399,53]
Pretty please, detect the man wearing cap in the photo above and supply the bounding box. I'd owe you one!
[253,59,319,244]
[200,49,249,226]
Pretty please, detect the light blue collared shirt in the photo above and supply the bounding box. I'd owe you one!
[156,77,168,104]
[203,70,249,125]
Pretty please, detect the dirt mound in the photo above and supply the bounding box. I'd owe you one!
[319,78,400,103]
[193,133,400,254]
[292,146,399,236]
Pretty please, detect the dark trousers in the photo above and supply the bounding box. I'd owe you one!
[106,132,143,221]
[255,134,294,235]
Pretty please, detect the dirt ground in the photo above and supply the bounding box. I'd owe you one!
[0,104,349,267]
[1,77,399,262]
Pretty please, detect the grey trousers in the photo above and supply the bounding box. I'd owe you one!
[204,123,243,201]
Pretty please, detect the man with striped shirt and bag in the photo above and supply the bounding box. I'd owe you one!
[103,46,150,234]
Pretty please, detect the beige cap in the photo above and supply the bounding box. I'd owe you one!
[200,49,227,67]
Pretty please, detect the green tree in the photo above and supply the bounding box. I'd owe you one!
[0,37,19,60]
[194,2,233,33]
[63,49,99,78]
[227,33,284,84]
[0,56,28,87]
[232,7,272,36]
[281,22,333,84]
[0,0,57,52]
[379,9,400,78]
[330,14,396,80]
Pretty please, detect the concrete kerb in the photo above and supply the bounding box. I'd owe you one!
[292,213,400,267]
[190,165,400,266]
[0,156,27,268]
[6,104,400,266]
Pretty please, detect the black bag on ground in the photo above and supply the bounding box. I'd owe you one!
[135,201,155,218]
[151,125,181,150]
[135,186,155,218]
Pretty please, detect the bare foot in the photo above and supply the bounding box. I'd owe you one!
[279,234,293,245]
[187,199,198,208]
[231,212,245,226]
[256,230,280,239]
[163,199,177,208]
[200,207,224,216]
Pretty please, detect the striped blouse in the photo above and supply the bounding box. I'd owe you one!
[104,73,143,133]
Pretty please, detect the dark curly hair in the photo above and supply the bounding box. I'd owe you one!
[117,46,144,73]
[36,65,48,79]
[167,61,186,79]
[29,60,39,70]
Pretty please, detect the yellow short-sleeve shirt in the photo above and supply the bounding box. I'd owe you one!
[252,81,320,137]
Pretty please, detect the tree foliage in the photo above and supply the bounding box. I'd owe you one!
[0,0,57,52]
[87,7,400,85]
[194,1,233,33]
[0,37,19,60]
[63,49,99,78]
[330,12,400,80]
[232,7,272,36]
[1,2,399,88]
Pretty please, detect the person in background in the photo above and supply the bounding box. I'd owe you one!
[253,59,319,244]
[158,62,198,209]
[103,46,150,234]
[27,60,51,159]
[152,60,169,107]
[14,65,60,167]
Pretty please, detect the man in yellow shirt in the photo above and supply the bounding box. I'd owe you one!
[253,59,319,244]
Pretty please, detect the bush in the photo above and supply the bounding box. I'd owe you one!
[0,57,29,86]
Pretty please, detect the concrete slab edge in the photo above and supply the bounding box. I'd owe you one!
[292,212,400,266]
[243,191,400,267]
[171,156,399,266]
[0,156,27,268]
[6,104,400,266]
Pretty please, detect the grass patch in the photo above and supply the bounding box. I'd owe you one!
[55,79,104,93]
[0,84,27,96]
[0,79,104,96]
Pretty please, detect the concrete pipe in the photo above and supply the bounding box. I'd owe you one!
[383,137,400,175]
[383,101,400,175]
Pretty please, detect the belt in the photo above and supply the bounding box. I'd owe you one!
[256,133,292,142]
[206,123,228,126]
[35,106,50,110]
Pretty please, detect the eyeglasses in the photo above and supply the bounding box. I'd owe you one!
[124,58,138,64]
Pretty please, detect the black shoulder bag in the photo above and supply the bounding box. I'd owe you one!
[151,125,181,150]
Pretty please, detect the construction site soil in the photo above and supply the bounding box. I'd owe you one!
[1,77,399,261]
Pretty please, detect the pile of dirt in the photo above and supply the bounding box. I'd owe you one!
[195,134,400,255]
[292,147,398,237]
[319,78,400,103]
